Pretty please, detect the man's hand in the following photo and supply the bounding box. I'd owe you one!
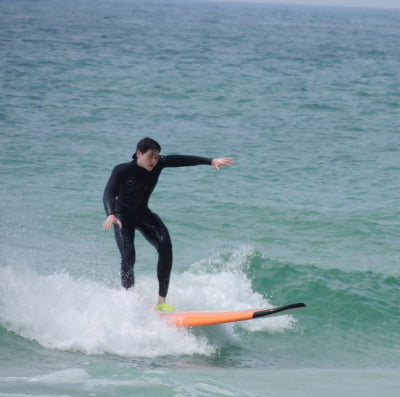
[102,214,122,230]
[211,157,233,171]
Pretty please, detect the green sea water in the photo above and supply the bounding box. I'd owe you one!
[1,0,399,396]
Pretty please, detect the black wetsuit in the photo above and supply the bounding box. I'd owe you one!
[103,154,212,297]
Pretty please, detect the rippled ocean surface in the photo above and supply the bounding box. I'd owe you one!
[1,0,399,396]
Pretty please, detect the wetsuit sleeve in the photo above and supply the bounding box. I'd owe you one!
[161,155,213,168]
[103,165,122,216]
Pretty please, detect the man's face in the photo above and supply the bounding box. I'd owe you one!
[137,149,160,171]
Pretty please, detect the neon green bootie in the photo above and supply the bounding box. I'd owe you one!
[154,303,176,312]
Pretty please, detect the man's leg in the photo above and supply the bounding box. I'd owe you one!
[138,211,173,298]
[114,219,136,289]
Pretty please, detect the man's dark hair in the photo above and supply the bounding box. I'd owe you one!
[136,137,161,154]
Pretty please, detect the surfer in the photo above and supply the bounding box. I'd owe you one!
[102,137,233,312]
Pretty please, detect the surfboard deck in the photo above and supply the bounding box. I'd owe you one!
[160,302,306,327]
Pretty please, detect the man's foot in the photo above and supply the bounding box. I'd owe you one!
[154,303,175,312]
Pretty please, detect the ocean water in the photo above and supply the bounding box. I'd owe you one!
[1,0,399,395]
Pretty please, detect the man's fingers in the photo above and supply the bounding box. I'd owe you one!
[212,157,233,170]
[102,217,122,230]
[102,220,111,230]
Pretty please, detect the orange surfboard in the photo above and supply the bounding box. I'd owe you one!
[161,302,306,327]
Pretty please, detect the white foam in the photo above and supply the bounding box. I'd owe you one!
[170,245,296,332]
[0,247,295,357]
[0,267,212,357]
[28,368,89,384]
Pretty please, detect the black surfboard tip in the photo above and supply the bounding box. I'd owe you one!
[252,302,306,319]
